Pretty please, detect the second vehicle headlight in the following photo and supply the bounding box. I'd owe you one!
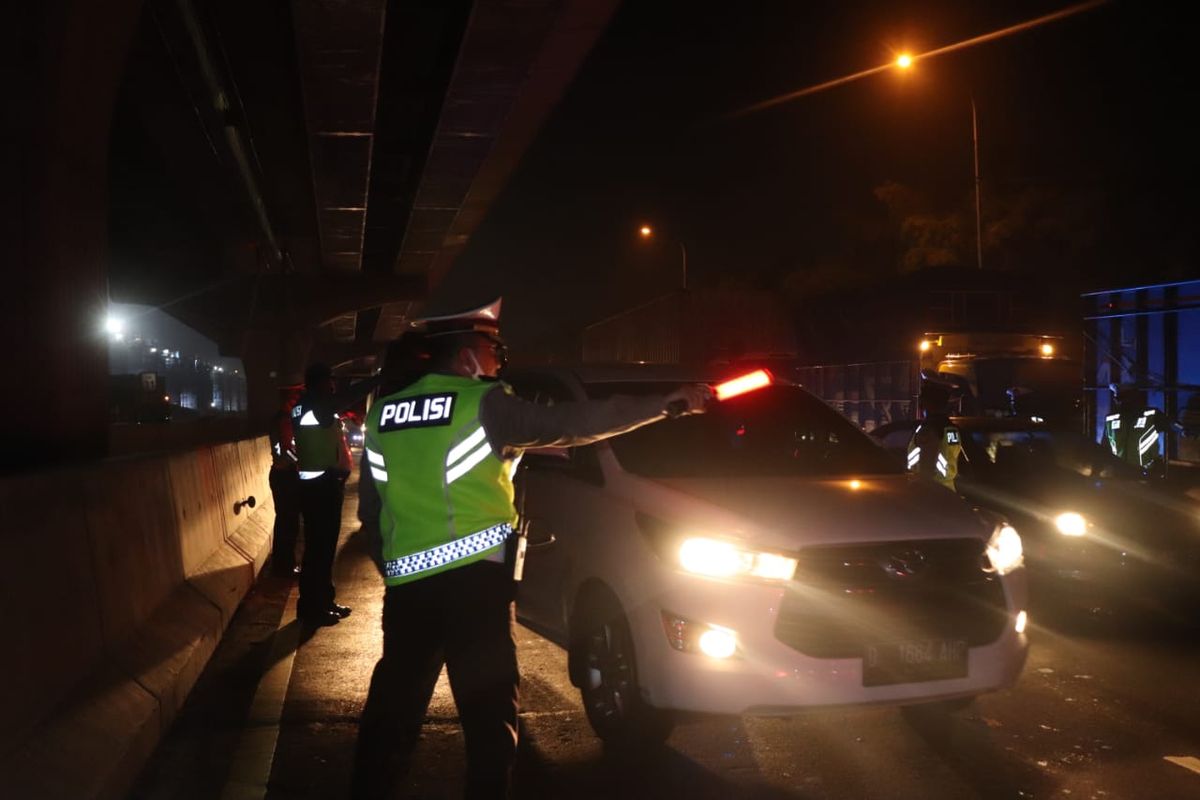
[1054,511,1087,537]
[678,537,797,581]
[986,524,1024,575]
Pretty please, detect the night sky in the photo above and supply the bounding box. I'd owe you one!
[434,0,1197,350]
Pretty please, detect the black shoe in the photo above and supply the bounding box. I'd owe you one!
[329,603,352,618]
[299,609,340,627]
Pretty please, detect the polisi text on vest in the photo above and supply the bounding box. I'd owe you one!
[379,393,457,431]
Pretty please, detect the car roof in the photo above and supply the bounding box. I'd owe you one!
[507,363,783,386]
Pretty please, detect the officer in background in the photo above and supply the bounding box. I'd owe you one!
[1104,383,1164,474]
[351,299,711,799]
[267,384,303,577]
[292,363,377,626]
[907,376,964,491]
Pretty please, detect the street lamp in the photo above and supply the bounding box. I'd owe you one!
[636,224,688,290]
[894,57,984,270]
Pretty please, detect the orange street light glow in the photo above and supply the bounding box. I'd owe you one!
[715,369,773,401]
[1040,343,1055,356]
[639,225,653,237]
[730,0,1109,117]
[919,340,932,352]
[896,54,913,68]
[848,479,863,490]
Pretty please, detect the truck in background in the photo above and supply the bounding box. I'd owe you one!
[109,371,172,424]
[787,331,1080,432]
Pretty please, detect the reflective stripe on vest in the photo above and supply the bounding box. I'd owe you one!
[299,470,326,480]
[366,447,389,482]
[907,447,921,470]
[446,425,492,484]
[383,522,512,579]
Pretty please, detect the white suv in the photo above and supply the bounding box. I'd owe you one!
[509,365,1029,747]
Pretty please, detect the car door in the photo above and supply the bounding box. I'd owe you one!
[509,374,607,639]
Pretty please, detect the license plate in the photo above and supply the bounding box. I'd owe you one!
[862,639,968,687]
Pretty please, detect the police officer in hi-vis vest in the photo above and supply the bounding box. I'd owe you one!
[267,384,303,577]
[351,299,711,799]
[907,376,964,491]
[292,362,377,626]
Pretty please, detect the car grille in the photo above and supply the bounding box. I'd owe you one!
[774,538,1009,658]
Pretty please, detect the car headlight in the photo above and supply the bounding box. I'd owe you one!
[678,537,797,581]
[986,524,1024,575]
[1054,511,1087,537]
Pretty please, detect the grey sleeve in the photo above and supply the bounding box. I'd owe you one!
[479,384,668,459]
[356,450,385,576]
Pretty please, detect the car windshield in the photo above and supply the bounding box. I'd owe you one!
[963,426,1139,480]
[584,382,902,478]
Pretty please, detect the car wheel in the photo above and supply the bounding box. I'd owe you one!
[571,589,674,751]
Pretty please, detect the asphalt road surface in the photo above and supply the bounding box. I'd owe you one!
[133,470,1200,799]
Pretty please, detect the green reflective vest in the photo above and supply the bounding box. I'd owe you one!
[364,373,517,586]
[292,396,348,478]
[907,421,962,491]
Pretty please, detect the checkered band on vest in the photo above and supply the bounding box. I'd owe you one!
[384,523,513,579]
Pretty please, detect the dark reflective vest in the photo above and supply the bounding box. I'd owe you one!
[907,419,962,490]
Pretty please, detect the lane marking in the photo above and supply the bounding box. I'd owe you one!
[1164,756,1200,776]
[219,584,301,800]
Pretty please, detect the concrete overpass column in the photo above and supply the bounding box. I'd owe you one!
[240,328,315,430]
[1,0,144,472]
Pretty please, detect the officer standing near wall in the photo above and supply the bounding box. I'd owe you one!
[268,384,303,577]
[292,363,377,626]
[351,299,711,799]
[907,377,964,491]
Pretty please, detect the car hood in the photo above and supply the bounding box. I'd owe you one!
[639,474,992,551]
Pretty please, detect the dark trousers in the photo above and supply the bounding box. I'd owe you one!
[269,468,301,574]
[297,472,345,614]
[352,562,519,800]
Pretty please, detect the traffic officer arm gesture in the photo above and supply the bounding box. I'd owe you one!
[480,383,710,460]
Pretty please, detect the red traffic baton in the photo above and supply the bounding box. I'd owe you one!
[666,369,774,417]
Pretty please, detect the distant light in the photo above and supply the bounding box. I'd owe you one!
[163,395,170,403]
[638,224,653,238]
[919,340,932,352]
[1015,610,1028,634]
[211,401,218,408]
[150,347,157,353]
[112,332,124,342]
[105,316,125,337]
[1040,343,1055,357]
[1031,415,1045,423]
[848,479,863,491]
[896,53,913,69]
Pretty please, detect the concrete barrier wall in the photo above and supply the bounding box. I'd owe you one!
[0,435,276,800]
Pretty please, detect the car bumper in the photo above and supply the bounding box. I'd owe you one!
[625,572,1029,716]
